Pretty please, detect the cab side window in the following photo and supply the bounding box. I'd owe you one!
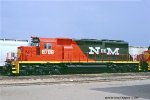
[44,43,51,49]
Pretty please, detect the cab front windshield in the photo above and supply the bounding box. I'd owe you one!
[31,38,40,46]
[31,42,39,46]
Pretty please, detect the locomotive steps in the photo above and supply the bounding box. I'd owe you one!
[0,72,150,86]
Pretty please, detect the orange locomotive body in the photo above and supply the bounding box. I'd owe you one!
[6,37,149,75]
[18,37,92,62]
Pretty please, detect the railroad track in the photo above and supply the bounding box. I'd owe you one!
[0,72,150,87]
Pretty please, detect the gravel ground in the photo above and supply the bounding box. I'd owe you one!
[0,72,150,86]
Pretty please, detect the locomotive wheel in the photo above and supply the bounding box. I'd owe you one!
[52,65,61,75]
[28,65,35,75]
[4,64,12,76]
[126,65,132,72]
[106,66,112,73]
[122,65,127,73]
[111,65,118,73]
[142,62,148,72]
[20,70,27,76]
[20,65,27,75]
[118,65,126,73]
[111,67,117,73]
[41,64,62,75]
[107,64,117,73]
[35,65,44,75]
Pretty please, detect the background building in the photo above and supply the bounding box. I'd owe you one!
[0,39,29,66]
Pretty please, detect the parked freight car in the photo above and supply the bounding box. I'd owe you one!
[0,39,28,74]
[129,46,148,61]
[3,37,149,75]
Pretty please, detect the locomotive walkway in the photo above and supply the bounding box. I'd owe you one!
[0,72,150,86]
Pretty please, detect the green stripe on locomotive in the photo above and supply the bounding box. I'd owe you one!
[75,39,129,61]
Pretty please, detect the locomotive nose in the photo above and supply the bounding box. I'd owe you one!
[17,47,22,60]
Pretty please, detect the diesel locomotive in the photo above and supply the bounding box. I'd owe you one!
[3,37,150,75]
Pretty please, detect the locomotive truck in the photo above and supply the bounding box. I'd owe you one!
[3,37,150,75]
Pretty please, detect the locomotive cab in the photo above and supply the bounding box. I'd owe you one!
[17,37,41,61]
[17,37,56,61]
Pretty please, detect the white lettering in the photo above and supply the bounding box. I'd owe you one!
[89,47,100,54]
[42,50,47,54]
[88,47,120,55]
[48,50,54,54]
[107,48,119,55]
[42,49,55,55]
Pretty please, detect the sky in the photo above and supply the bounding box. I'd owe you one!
[0,0,150,46]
